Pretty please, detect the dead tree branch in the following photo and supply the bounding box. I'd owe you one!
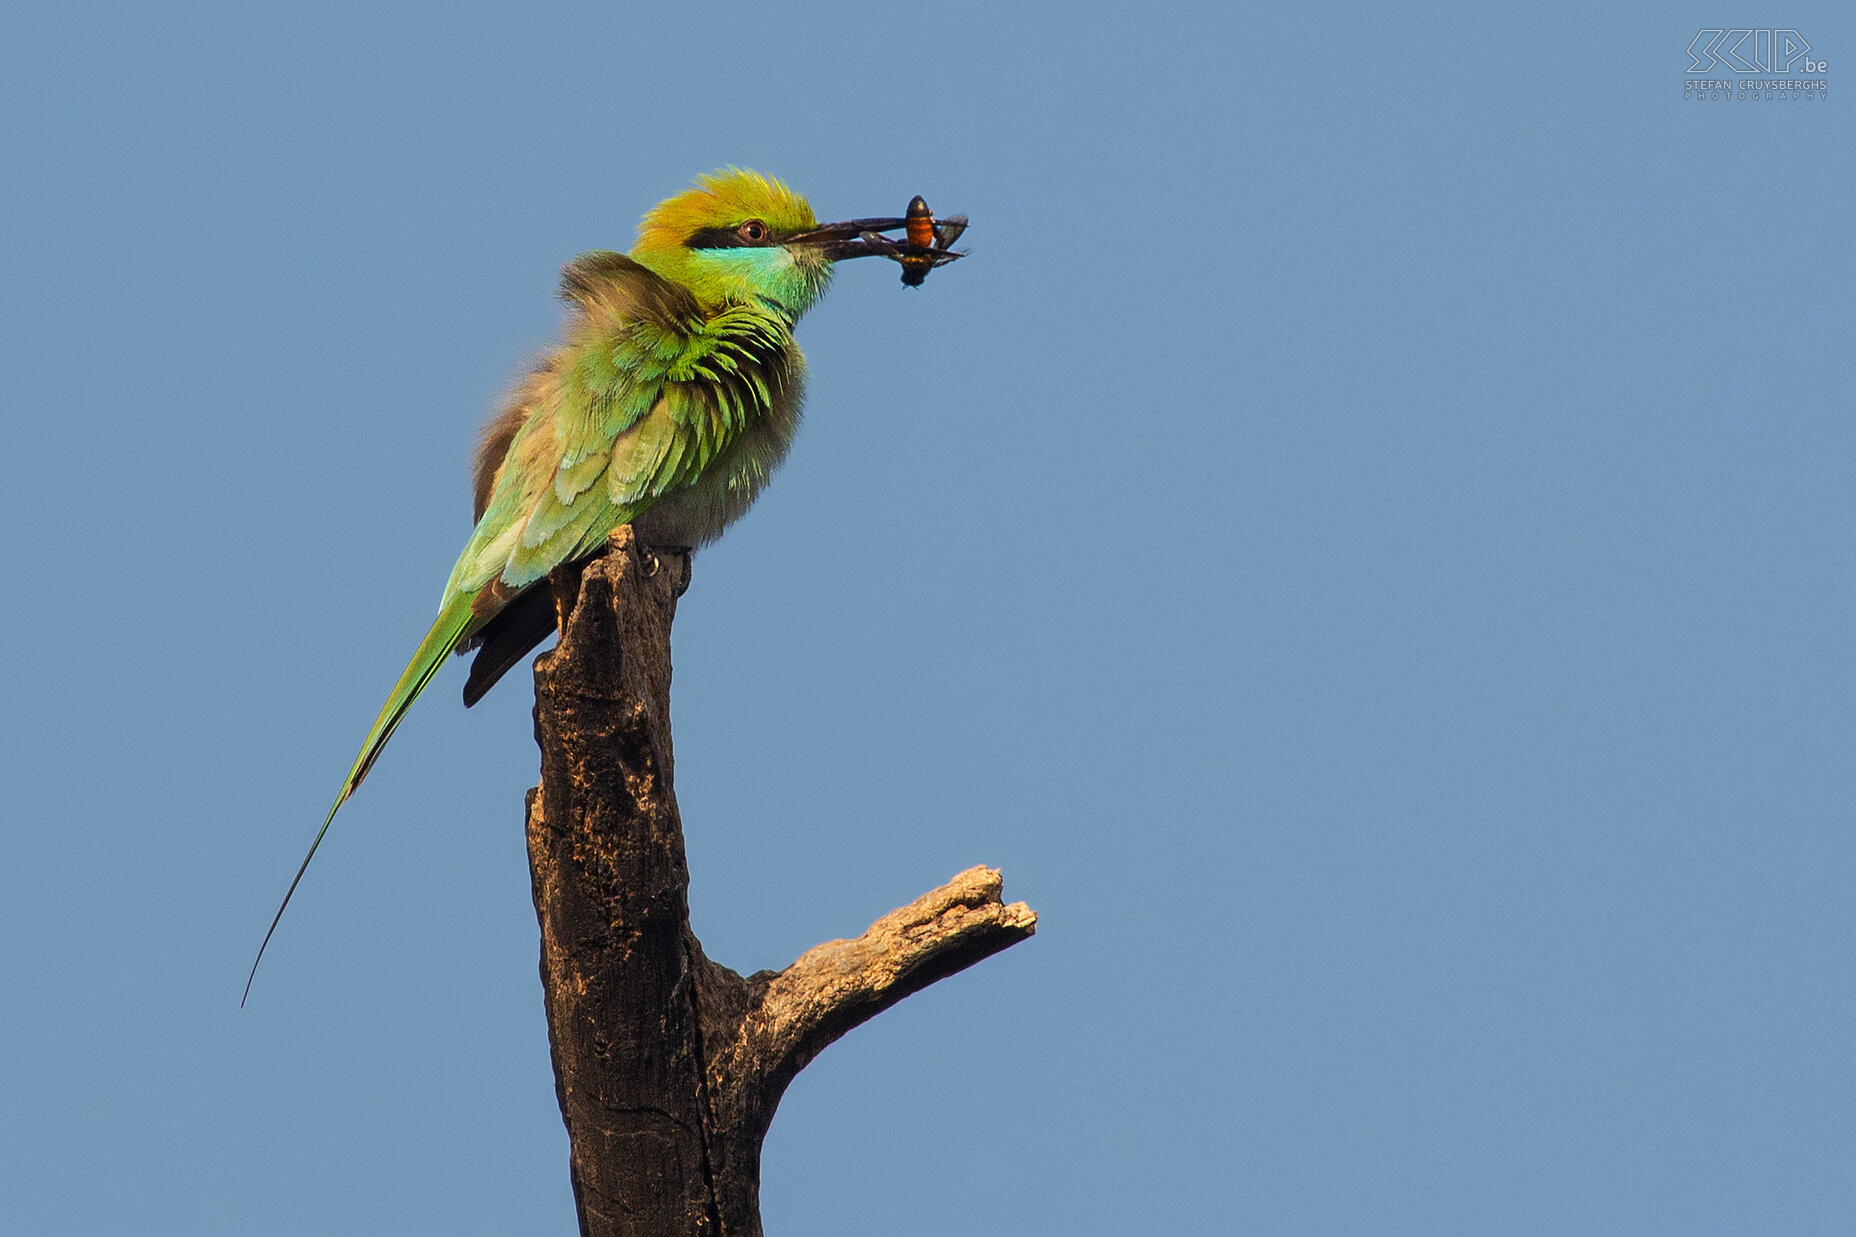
[526,527,1036,1237]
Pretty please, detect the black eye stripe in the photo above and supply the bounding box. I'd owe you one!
[686,224,779,249]
[686,227,746,248]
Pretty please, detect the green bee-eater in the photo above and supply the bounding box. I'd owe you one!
[246,170,961,1000]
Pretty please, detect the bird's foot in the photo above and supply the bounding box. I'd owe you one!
[639,544,694,597]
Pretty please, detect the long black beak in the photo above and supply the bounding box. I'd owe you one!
[785,213,969,264]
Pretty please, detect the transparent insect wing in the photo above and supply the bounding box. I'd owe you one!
[932,214,968,249]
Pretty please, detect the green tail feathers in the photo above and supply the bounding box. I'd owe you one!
[243,595,479,1005]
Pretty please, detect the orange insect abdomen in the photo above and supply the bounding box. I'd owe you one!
[905,195,935,249]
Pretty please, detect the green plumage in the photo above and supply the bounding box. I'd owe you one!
[245,171,842,1000]
[453,281,796,595]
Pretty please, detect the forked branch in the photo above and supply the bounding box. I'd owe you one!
[528,528,1036,1237]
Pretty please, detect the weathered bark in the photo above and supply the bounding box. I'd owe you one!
[528,527,1037,1237]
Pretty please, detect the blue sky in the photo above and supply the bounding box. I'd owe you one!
[1,3,1851,1234]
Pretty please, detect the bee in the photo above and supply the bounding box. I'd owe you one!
[894,195,967,287]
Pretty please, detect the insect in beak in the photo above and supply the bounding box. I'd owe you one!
[785,195,969,285]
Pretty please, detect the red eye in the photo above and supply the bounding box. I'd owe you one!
[737,219,769,243]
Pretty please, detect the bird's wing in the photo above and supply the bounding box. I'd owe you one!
[352,253,722,798]
[446,292,791,600]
